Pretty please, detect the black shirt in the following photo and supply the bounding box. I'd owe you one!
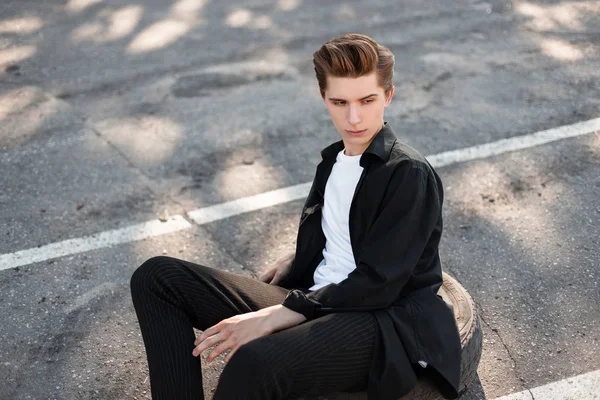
[279,122,461,399]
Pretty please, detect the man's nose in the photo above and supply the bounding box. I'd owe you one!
[348,104,361,125]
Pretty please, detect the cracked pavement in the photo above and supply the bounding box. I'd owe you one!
[1,0,599,399]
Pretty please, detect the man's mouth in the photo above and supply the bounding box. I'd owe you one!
[346,129,366,136]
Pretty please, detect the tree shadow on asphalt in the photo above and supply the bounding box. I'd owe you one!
[1,0,600,399]
[441,131,599,397]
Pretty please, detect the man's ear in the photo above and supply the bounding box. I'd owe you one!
[384,86,395,107]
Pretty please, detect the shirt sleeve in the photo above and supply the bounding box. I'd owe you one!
[281,160,442,320]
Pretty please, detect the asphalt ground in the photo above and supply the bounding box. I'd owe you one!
[1,0,599,399]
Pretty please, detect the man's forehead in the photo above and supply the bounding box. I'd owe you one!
[325,73,384,99]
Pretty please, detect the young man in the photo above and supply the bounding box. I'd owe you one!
[130,33,461,400]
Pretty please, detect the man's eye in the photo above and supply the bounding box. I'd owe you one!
[334,101,346,106]
[363,99,373,104]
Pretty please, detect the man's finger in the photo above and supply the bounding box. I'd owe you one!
[270,271,281,285]
[259,268,275,283]
[192,333,222,357]
[207,341,232,363]
[195,323,221,345]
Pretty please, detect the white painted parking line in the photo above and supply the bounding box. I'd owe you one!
[492,368,600,400]
[0,215,192,271]
[187,117,600,224]
[187,182,312,225]
[1,117,599,271]
[428,117,600,168]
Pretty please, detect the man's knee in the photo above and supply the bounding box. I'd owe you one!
[215,341,288,399]
[130,256,177,297]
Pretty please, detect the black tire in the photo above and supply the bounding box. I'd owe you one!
[321,273,483,400]
[398,272,483,399]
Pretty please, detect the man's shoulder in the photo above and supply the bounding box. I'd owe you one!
[384,140,444,201]
[385,139,434,175]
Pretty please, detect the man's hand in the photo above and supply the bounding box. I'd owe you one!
[192,305,306,363]
[258,252,294,285]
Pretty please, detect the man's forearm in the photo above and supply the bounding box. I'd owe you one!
[261,304,307,333]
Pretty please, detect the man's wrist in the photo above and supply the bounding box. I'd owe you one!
[263,304,306,333]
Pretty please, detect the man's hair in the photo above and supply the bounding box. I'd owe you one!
[313,33,394,98]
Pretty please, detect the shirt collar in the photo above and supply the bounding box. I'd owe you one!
[320,121,397,164]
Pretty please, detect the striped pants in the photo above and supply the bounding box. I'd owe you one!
[130,256,377,400]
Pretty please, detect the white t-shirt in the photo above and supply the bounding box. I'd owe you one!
[306,149,431,369]
[309,149,364,291]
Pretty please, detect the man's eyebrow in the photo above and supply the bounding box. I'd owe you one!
[328,94,379,101]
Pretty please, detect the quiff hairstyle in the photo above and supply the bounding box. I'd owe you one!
[313,33,395,98]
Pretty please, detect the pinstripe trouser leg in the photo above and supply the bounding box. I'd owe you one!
[130,255,377,400]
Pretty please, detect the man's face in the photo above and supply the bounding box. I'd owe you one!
[323,71,394,156]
